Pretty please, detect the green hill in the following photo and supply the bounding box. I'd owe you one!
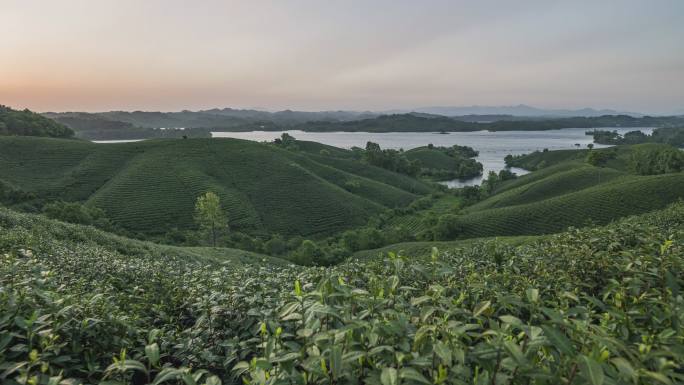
[454,170,684,238]
[467,164,625,211]
[429,144,683,238]
[0,137,435,238]
[403,146,482,179]
[0,105,74,138]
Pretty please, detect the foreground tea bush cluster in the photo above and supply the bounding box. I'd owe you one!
[1,204,683,384]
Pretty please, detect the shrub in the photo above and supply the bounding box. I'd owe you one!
[630,145,684,175]
[42,201,110,227]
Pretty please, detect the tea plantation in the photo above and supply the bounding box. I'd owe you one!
[1,199,683,384]
[0,137,435,238]
[434,145,684,239]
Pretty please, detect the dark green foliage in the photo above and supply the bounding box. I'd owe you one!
[405,145,483,180]
[588,129,622,144]
[290,239,324,265]
[0,137,433,238]
[340,228,385,252]
[650,126,684,147]
[299,114,684,133]
[273,132,299,150]
[589,127,684,146]
[0,180,34,205]
[586,148,617,167]
[264,234,287,255]
[0,105,73,138]
[629,144,684,175]
[1,203,682,384]
[42,200,111,228]
[432,213,462,240]
[301,114,482,132]
[363,141,421,176]
[481,170,518,195]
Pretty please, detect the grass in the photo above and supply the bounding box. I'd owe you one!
[0,137,436,238]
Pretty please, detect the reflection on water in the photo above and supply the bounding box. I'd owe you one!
[213,127,653,187]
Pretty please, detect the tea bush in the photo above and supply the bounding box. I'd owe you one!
[1,203,683,384]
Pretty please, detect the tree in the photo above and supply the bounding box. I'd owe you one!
[291,240,323,265]
[586,149,616,183]
[629,145,684,175]
[433,214,462,240]
[265,234,287,255]
[194,192,227,247]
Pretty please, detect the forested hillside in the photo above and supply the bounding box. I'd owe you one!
[0,105,73,138]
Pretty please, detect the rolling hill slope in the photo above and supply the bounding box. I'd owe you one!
[0,206,281,265]
[467,164,626,211]
[0,137,435,237]
[452,145,684,238]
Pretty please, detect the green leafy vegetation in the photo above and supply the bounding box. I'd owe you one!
[42,200,113,229]
[0,137,434,240]
[447,145,684,239]
[405,144,483,180]
[362,142,422,177]
[0,105,74,138]
[1,201,682,384]
[195,192,229,247]
[1,116,683,385]
[629,145,684,175]
[588,127,684,147]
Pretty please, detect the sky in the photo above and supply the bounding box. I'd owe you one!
[1,0,683,114]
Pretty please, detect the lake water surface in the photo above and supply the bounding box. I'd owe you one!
[213,127,653,187]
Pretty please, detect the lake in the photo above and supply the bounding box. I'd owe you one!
[213,127,654,187]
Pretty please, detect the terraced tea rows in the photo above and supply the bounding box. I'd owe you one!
[467,165,626,211]
[455,172,684,237]
[0,137,436,237]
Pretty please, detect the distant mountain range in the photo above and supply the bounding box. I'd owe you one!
[385,104,644,117]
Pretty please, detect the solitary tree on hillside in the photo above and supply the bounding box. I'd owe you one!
[194,192,227,247]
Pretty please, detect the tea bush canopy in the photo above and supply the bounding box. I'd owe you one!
[1,201,682,384]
